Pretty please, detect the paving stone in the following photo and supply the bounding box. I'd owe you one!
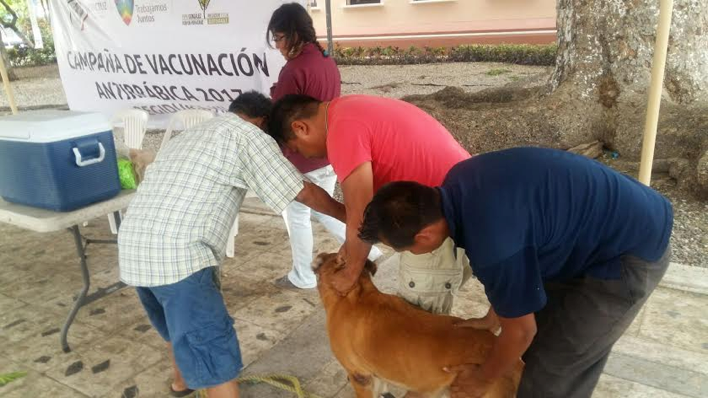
[638,288,708,354]
[101,355,174,398]
[595,374,693,398]
[0,307,100,373]
[613,335,708,376]
[232,288,318,335]
[0,369,88,398]
[605,352,708,398]
[301,359,351,398]
[117,320,167,351]
[0,293,27,314]
[240,310,336,398]
[72,289,145,333]
[234,319,288,368]
[221,274,279,313]
[44,335,163,397]
[3,210,708,398]
[1,271,82,314]
[233,250,301,284]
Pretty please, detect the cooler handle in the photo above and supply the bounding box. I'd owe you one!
[73,142,106,167]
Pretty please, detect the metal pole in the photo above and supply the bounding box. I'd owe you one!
[638,0,674,186]
[0,49,18,115]
[325,0,334,55]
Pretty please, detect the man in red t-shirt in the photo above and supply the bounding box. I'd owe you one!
[268,94,472,314]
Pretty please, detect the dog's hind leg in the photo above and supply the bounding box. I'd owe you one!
[348,372,375,398]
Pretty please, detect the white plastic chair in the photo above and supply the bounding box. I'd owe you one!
[226,191,258,258]
[106,109,149,234]
[159,109,214,150]
[226,216,239,258]
[113,109,149,150]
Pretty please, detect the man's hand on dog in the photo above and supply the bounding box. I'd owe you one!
[330,266,359,295]
[330,246,359,295]
[454,307,501,334]
[444,363,491,398]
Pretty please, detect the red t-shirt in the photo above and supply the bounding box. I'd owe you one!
[326,95,470,191]
[271,43,340,173]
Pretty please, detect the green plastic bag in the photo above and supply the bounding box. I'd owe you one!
[117,158,138,190]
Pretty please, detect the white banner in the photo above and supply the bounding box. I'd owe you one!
[50,0,300,127]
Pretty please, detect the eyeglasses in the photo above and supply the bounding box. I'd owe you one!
[271,34,286,44]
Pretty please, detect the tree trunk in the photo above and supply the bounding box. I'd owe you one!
[405,0,708,196]
[0,29,18,82]
[550,0,708,159]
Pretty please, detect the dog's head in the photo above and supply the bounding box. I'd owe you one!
[312,252,377,283]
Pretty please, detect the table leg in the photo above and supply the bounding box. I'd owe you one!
[113,210,122,230]
[61,225,90,353]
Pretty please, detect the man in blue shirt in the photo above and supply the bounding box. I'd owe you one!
[358,147,673,398]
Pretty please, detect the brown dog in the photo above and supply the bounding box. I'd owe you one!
[313,253,523,398]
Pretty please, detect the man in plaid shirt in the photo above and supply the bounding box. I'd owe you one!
[118,92,343,398]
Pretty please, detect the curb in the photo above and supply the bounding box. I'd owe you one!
[660,263,708,296]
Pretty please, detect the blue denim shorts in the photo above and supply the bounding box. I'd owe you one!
[136,267,243,389]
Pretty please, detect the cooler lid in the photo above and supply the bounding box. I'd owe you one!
[0,110,112,143]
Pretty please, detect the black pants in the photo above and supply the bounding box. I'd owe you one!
[517,246,671,398]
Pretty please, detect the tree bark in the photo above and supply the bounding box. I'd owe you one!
[405,0,708,196]
[549,0,708,160]
[0,28,18,82]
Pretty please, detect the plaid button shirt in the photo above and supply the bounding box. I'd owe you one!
[118,113,303,287]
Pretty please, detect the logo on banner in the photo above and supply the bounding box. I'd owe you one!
[183,0,228,26]
[115,0,135,25]
[66,0,89,30]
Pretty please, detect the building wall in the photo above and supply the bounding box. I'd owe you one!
[308,0,557,47]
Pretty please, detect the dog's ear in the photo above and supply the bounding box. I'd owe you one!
[312,253,330,273]
[363,260,377,276]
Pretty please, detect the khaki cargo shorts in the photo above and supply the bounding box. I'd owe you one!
[398,237,472,314]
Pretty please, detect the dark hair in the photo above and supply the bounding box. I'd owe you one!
[359,181,444,249]
[267,2,326,56]
[228,91,272,120]
[267,94,321,144]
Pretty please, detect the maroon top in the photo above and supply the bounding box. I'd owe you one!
[271,43,341,173]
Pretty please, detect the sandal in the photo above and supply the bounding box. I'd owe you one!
[169,385,195,397]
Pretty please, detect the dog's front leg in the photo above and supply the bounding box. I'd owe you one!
[371,377,389,397]
[402,389,450,398]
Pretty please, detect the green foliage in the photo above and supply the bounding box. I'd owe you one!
[333,43,557,66]
[1,0,56,67]
[0,0,30,20]
[0,371,27,387]
[6,19,56,67]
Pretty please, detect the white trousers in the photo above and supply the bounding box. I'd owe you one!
[283,165,383,288]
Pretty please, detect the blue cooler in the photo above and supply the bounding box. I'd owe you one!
[0,110,121,212]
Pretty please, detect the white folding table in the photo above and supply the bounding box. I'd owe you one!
[0,190,135,352]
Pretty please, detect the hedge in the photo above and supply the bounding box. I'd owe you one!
[332,44,557,66]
